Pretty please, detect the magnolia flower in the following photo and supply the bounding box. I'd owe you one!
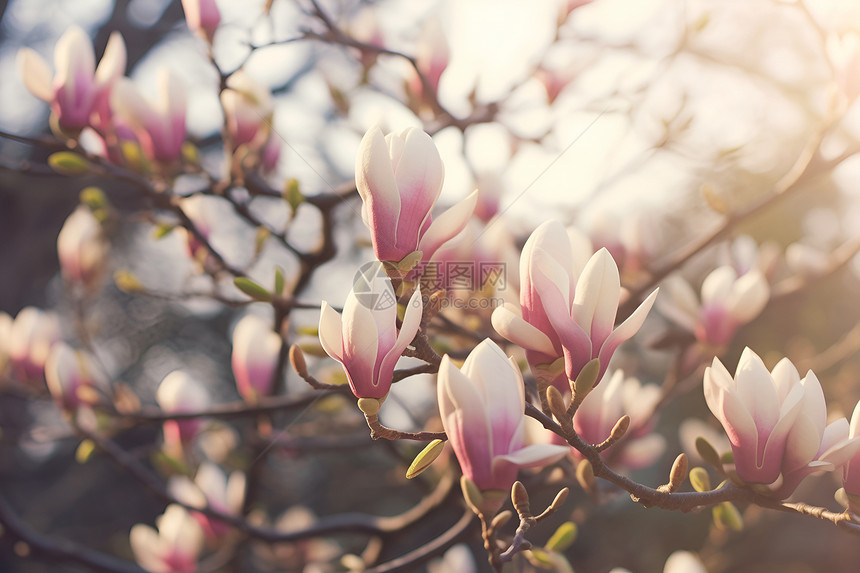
[721,235,780,280]
[411,18,450,96]
[44,343,108,411]
[130,504,204,573]
[663,551,707,573]
[573,370,665,469]
[585,210,663,278]
[437,339,569,497]
[356,126,477,263]
[7,307,61,381]
[493,221,657,387]
[658,266,769,347]
[260,136,281,174]
[704,349,808,485]
[231,314,282,402]
[168,462,245,539]
[18,26,126,131]
[157,370,210,446]
[843,402,860,509]
[220,71,274,149]
[775,373,860,497]
[319,264,423,399]
[181,0,221,43]
[111,69,187,163]
[57,206,107,290]
[828,32,860,105]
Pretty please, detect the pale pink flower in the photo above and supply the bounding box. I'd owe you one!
[492,221,592,384]
[827,32,860,105]
[319,264,423,399]
[130,504,204,573]
[704,349,807,485]
[220,71,273,149]
[157,370,210,445]
[231,314,282,402]
[721,235,780,280]
[111,70,187,163]
[843,401,860,500]
[356,126,477,263]
[18,26,126,131]
[585,211,663,277]
[260,136,281,174]
[44,342,108,411]
[410,18,449,96]
[7,307,61,381]
[437,339,569,493]
[659,266,769,347]
[168,462,245,540]
[774,374,860,497]
[573,370,665,469]
[663,551,707,573]
[181,0,221,43]
[57,206,107,290]
[493,221,657,386]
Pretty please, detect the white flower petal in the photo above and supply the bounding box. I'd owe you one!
[17,48,53,102]
[491,304,556,356]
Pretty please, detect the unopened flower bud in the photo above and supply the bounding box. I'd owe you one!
[576,459,595,493]
[511,481,530,518]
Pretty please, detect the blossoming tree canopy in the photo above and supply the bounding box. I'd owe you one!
[4,1,860,572]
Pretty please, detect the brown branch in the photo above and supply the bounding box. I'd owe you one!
[78,426,457,543]
[362,509,479,573]
[364,412,447,442]
[0,494,147,573]
[104,390,347,424]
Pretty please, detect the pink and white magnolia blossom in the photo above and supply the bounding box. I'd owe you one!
[111,69,187,163]
[319,265,423,399]
[410,18,450,97]
[721,235,780,280]
[572,370,665,469]
[231,314,282,402]
[663,551,707,573]
[843,401,860,508]
[658,265,769,348]
[168,462,245,540]
[7,306,61,381]
[157,370,210,446]
[492,220,658,388]
[130,504,204,573]
[437,339,569,495]
[181,0,221,43]
[57,206,107,290]
[704,349,808,485]
[44,342,108,411]
[356,126,477,263]
[220,71,274,149]
[774,371,860,497]
[492,220,590,390]
[17,26,126,131]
